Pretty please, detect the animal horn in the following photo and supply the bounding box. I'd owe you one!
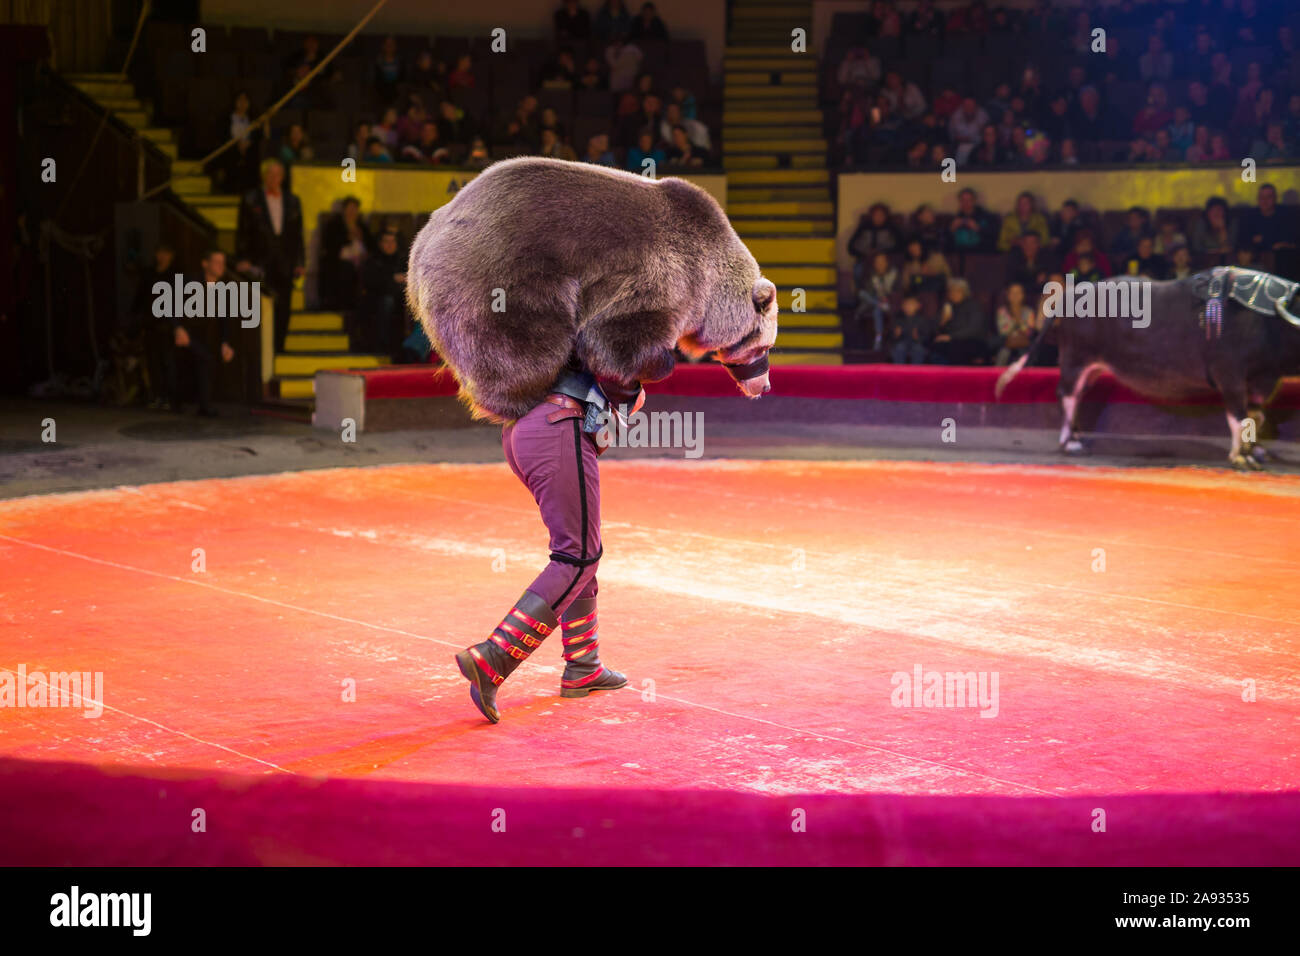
[1277,294,1300,329]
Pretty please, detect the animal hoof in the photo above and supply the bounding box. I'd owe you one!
[1250,445,1273,462]
[1229,453,1260,471]
[1062,439,1087,455]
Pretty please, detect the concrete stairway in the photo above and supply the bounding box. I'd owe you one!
[723,0,842,364]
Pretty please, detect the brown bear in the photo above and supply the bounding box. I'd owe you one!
[406,156,778,724]
[406,156,779,423]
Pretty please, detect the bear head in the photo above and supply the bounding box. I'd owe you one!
[663,179,779,398]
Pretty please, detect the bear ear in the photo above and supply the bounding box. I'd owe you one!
[753,277,776,314]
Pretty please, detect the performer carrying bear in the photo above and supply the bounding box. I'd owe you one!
[407,157,779,723]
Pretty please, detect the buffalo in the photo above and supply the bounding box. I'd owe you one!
[996,268,1300,469]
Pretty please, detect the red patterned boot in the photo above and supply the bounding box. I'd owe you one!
[559,597,628,698]
[454,591,558,724]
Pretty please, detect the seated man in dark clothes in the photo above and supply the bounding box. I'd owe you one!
[358,229,408,356]
[1005,230,1057,291]
[929,277,993,365]
[164,248,237,416]
[1240,183,1298,254]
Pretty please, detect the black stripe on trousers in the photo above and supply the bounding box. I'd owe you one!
[552,419,590,611]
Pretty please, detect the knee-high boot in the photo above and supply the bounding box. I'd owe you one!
[559,596,628,698]
[455,590,558,724]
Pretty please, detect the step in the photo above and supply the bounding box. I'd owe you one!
[724,45,807,56]
[776,288,837,311]
[729,199,833,217]
[724,72,816,86]
[724,109,823,125]
[284,332,349,352]
[98,97,146,113]
[774,308,841,326]
[289,312,345,332]
[761,265,837,286]
[273,353,389,377]
[153,140,178,160]
[292,287,306,311]
[725,127,823,142]
[731,217,833,234]
[116,110,150,129]
[727,168,829,185]
[139,127,174,145]
[775,330,843,349]
[277,377,316,400]
[726,154,825,169]
[724,138,827,153]
[732,3,811,16]
[770,350,843,365]
[723,96,816,111]
[189,193,239,206]
[173,175,213,195]
[172,159,205,175]
[71,79,134,100]
[726,84,819,99]
[199,205,238,230]
[729,186,832,203]
[745,236,836,264]
[724,53,817,67]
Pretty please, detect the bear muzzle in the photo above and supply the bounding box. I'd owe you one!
[725,352,771,398]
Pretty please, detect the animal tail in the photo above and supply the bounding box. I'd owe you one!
[994,311,1058,400]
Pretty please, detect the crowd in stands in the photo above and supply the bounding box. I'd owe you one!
[847,183,1299,365]
[829,0,1300,169]
[134,3,714,360]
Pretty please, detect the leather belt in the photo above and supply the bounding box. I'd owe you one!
[543,392,584,423]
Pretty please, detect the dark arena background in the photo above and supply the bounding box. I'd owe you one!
[1,0,1298,927]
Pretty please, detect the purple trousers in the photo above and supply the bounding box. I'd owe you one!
[502,398,601,615]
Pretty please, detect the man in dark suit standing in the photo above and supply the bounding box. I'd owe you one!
[235,158,304,355]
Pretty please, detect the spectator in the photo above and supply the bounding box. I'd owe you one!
[167,248,237,416]
[1190,197,1237,257]
[1167,105,1196,154]
[948,97,990,163]
[908,203,944,249]
[984,83,1014,125]
[216,90,264,195]
[931,278,992,365]
[1250,121,1291,162]
[1039,94,1070,145]
[1030,270,1062,366]
[1124,234,1169,279]
[134,243,177,408]
[848,203,902,262]
[948,188,996,252]
[447,53,475,91]
[855,250,897,351]
[1185,80,1213,127]
[583,132,617,166]
[497,95,540,152]
[1062,230,1112,276]
[401,121,451,163]
[1050,199,1081,251]
[593,0,632,41]
[898,238,929,296]
[626,130,666,173]
[356,229,408,357]
[542,48,580,89]
[555,0,592,41]
[278,123,313,175]
[890,294,933,364]
[347,121,372,162]
[396,98,429,145]
[465,136,491,170]
[605,35,644,93]
[1240,183,1297,253]
[1132,84,1173,137]
[908,0,944,36]
[539,127,578,161]
[374,107,401,151]
[374,35,404,104]
[630,2,668,42]
[1139,34,1174,83]
[364,136,393,163]
[665,124,709,166]
[579,57,607,91]
[1058,137,1081,165]
[410,49,442,93]
[1007,231,1054,290]
[436,100,476,150]
[320,196,372,311]
[837,48,882,91]
[994,282,1035,366]
[1110,206,1150,261]
[660,102,711,151]
[539,106,566,141]
[1169,243,1193,279]
[997,191,1050,251]
[1153,215,1188,256]
[881,70,926,121]
[670,85,698,121]
[234,158,304,354]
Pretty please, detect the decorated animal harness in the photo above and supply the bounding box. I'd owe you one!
[1192,267,1300,340]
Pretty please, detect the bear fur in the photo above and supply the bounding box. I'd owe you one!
[406,156,779,423]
